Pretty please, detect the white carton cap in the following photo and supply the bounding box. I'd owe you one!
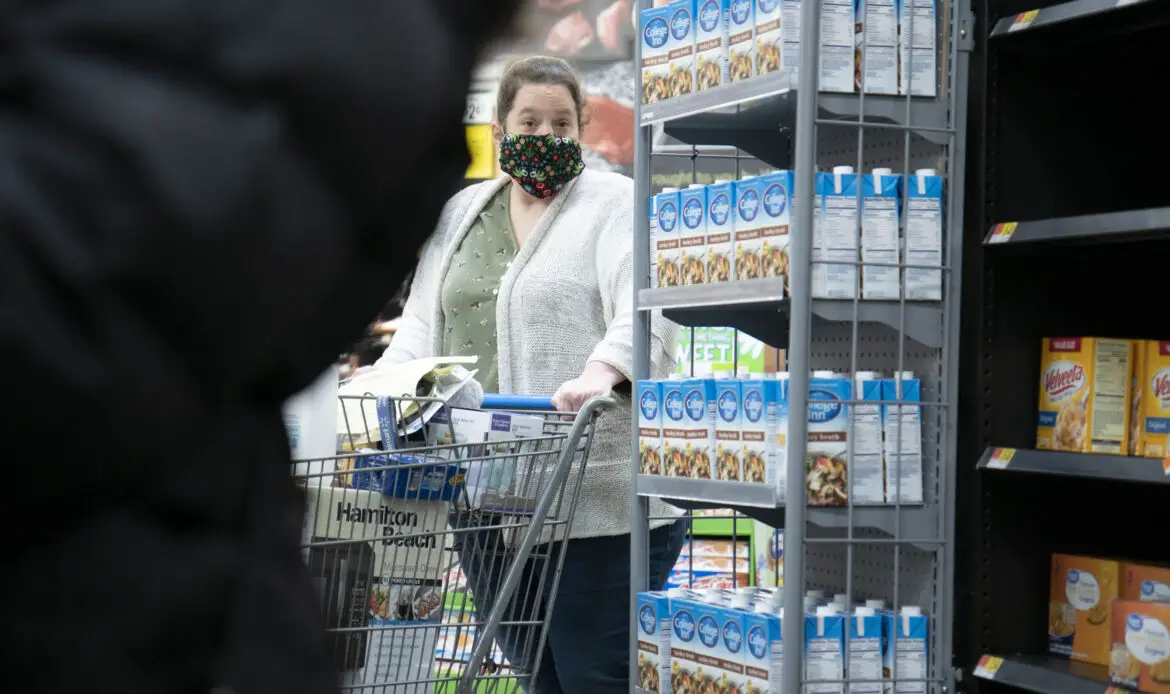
[694,362,714,378]
[661,186,679,192]
[667,587,691,599]
[712,368,734,380]
[812,370,837,379]
[803,596,819,612]
[729,592,753,609]
[741,174,755,181]
[776,372,790,381]
[895,370,915,380]
[901,605,923,616]
[866,599,887,609]
[914,169,937,177]
[854,606,877,617]
[855,371,881,382]
[872,167,893,176]
[715,179,732,184]
[815,605,838,617]
[806,589,826,599]
[832,165,855,174]
[736,366,751,379]
[688,183,706,189]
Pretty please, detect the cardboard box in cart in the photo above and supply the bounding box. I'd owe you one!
[425,407,545,511]
[303,486,448,694]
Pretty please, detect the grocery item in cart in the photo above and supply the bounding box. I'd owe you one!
[639,380,665,475]
[851,372,886,505]
[733,175,765,280]
[640,5,673,104]
[883,372,924,504]
[667,0,697,97]
[1109,599,1170,693]
[1049,553,1121,665]
[1036,338,1133,455]
[637,591,673,693]
[849,607,883,694]
[805,606,846,694]
[812,167,860,299]
[715,379,744,480]
[706,179,736,282]
[655,188,682,288]
[683,378,718,479]
[695,0,729,90]
[680,184,709,284]
[806,374,852,506]
[887,606,928,694]
[1132,340,1170,458]
[727,0,755,82]
[861,168,900,300]
[1122,562,1170,602]
[755,0,783,75]
[904,169,943,300]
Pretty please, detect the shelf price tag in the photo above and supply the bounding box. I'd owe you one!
[1162,456,1170,477]
[973,655,1004,679]
[988,222,1018,244]
[1008,9,1039,31]
[986,448,1016,469]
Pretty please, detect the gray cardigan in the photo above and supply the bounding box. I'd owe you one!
[382,170,681,539]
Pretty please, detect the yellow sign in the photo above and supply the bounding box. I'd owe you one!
[987,447,1015,469]
[465,125,496,180]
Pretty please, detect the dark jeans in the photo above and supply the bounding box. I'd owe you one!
[453,518,686,694]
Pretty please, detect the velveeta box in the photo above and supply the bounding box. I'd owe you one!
[1133,340,1170,458]
[1036,337,1133,454]
[1049,554,1120,665]
[1124,563,1170,602]
[1130,340,1149,456]
[1110,599,1170,693]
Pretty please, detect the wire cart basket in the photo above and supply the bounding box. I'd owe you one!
[292,392,615,694]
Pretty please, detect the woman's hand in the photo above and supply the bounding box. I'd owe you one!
[552,361,625,412]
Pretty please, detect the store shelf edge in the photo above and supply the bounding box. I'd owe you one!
[984,206,1170,246]
[990,0,1149,37]
[973,654,1113,694]
[638,283,944,349]
[976,446,1170,484]
[639,72,792,127]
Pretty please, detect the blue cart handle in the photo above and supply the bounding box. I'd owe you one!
[480,394,556,410]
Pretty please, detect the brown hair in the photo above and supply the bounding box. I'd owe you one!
[496,56,588,126]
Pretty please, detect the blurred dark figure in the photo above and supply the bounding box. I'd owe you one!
[0,1,523,693]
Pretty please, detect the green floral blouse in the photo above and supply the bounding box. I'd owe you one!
[440,185,516,394]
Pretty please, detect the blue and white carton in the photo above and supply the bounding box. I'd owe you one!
[861,0,899,94]
[812,166,861,299]
[741,378,787,490]
[639,381,665,476]
[900,0,937,97]
[861,168,901,299]
[805,605,846,694]
[683,378,718,479]
[882,372,923,504]
[885,606,928,693]
[641,5,674,106]
[705,179,735,282]
[727,0,755,82]
[668,0,697,98]
[819,0,857,92]
[849,607,885,694]
[695,0,729,90]
[733,175,765,280]
[755,0,784,76]
[670,596,703,690]
[756,170,795,287]
[807,375,852,506]
[715,379,744,480]
[680,183,709,285]
[691,596,748,693]
[852,372,887,505]
[744,603,784,693]
[661,380,689,478]
[655,188,682,288]
[637,591,673,693]
[904,169,943,300]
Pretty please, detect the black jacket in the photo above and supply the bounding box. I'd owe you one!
[0,1,520,692]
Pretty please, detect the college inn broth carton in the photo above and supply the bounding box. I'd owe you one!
[1049,554,1120,665]
[639,381,665,475]
[1036,337,1133,455]
[733,175,765,281]
[806,606,847,694]
[641,6,673,105]
[745,603,783,693]
[680,184,708,285]
[1132,340,1170,458]
[757,170,794,288]
[900,0,938,97]
[706,179,735,282]
[655,188,682,288]
[741,378,787,489]
[667,0,697,98]
[820,0,857,93]
[727,0,755,82]
[695,0,729,90]
[861,0,899,94]
[905,169,943,300]
[807,374,852,506]
[755,0,783,76]
[813,167,860,299]
[1110,600,1170,693]
[887,606,929,693]
[715,379,744,480]
[884,372,924,504]
[849,607,884,694]
[637,591,673,693]
[852,372,887,505]
[861,168,901,300]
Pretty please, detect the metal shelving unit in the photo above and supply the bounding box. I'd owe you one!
[629,0,971,691]
[957,0,1170,692]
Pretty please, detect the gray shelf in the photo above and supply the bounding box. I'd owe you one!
[971,654,1112,694]
[990,0,1151,37]
[976,446,1170,484]
[638,281,944,349]
[984,206,1170,246]
[638,475,935,539]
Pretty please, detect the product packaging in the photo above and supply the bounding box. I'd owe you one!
[812,166,861,299]
[861,168,901,299]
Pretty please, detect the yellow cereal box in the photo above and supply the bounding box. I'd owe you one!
[1110,599,1170,693]
[1049,554,1120,665]
[1133,340,1170,458]
[1036,337,1133,454]
[1123,562,1170,602]
[1131,340,1149,456]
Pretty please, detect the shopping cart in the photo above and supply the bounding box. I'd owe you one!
[293,392,616,694]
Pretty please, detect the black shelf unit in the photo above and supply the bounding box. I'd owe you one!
[957,0,1170,692]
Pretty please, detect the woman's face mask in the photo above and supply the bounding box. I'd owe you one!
[497,133,585,199]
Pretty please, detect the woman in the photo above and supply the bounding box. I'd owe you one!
[381,56,684,693]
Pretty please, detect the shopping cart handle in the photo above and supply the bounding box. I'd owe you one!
[480,394,556,410]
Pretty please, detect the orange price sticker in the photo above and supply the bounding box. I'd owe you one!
[1162,456,1170,476]
[974,655,1004,679]
[1009,9,1039,31]
[986,448,1015,470]
[988,222,1018,244]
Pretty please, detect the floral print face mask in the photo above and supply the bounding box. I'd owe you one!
[498,133,585,199]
